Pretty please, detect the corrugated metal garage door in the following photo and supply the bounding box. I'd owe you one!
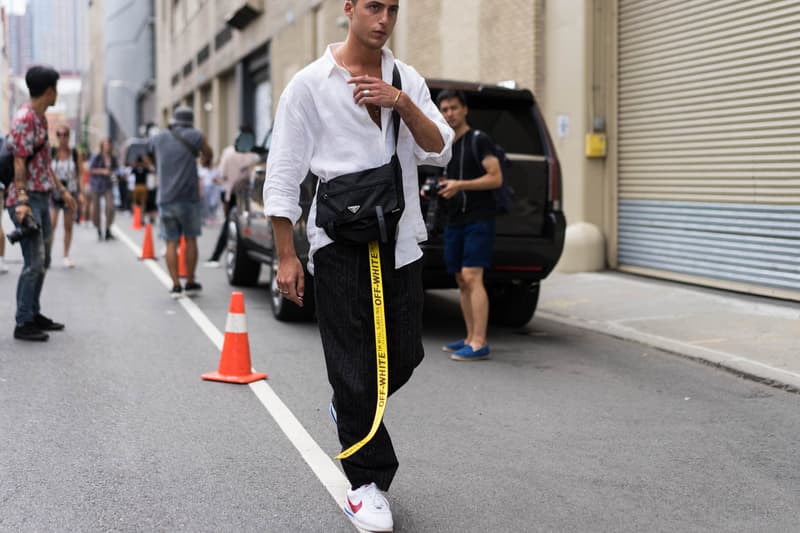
[617,0,800,299]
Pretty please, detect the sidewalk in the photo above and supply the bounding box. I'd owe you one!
[537,271,800,393]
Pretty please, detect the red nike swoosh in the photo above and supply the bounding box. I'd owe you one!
[348,498,363,513]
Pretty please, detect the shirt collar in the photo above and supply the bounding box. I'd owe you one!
[324,43,396,83]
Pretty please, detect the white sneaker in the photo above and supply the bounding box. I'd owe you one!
[63,257,75,268]
[344,482,393,532]
[0,260,7,273]
[203,260,220,268]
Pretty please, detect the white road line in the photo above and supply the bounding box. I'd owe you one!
[112,226,360,529]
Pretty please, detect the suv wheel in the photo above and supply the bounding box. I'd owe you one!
[488,282,540,327]
[225,214,261,286]
[269,255,315,321]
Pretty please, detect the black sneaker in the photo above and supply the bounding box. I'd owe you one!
[170,285,184,299]
[184,281,202,297]
[34,313,65,331]
[97,229,103,241]
[105,229,115,241]
[14,322,49,341]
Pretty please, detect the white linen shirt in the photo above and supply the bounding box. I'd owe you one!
[264,44,454,273]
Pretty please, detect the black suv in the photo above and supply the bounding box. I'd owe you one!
[225,80,566,327]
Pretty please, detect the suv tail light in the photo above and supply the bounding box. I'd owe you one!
[534,107,562,211]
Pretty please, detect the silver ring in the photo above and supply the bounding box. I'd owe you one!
[280,289,289,294]
[363,89,370,97]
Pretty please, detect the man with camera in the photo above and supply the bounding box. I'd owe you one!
[5,66,76,341]
[435,90,502,361]
[147,106,213,298]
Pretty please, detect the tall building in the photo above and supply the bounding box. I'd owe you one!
[0,6,10,132]
[103,0,156,141]
[29,0,87,74]
[6,7,32,75]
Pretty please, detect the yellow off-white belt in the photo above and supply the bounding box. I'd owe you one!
[335,240,389,460]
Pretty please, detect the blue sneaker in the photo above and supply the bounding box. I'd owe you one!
[451,344,490,361]
[442,339,466,352]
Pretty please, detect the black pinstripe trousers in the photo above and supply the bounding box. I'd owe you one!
[314,241,425,491]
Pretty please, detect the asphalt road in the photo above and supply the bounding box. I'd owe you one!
[1,214,798,532]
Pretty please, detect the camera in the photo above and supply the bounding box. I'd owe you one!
[420,177,442,199]
[8,214,40,244]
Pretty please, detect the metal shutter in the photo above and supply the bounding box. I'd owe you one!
[617,0,800,300]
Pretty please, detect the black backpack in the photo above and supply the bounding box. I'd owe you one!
[469,130,513,214]
[0,133,49,188]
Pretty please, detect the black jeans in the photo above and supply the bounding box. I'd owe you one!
[314,242,424,491]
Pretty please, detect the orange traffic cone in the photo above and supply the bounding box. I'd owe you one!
[131,205,143,229]
[202,292,268,384]
[178,236,188,278]
[140,223,156,260]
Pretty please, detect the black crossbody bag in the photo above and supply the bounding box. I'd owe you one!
[314,66,404,246]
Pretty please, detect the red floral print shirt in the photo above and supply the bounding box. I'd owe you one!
[5,103,53,206]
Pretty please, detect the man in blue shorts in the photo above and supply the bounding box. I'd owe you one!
[436,90,502,361]
[148,106,212,298]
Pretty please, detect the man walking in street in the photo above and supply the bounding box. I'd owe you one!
[148,106,212,298]
[264,1,453,530]
[204,125,259,268]
[436,90,503,361]
[5,66,77,341]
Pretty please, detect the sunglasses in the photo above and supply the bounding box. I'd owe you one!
[56,132,69,137]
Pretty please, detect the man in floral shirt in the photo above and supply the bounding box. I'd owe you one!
[6,66,76,341]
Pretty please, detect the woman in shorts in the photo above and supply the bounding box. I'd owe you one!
[50,126,81,267]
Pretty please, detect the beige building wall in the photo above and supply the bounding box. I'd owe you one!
[539,0,614,272]
[271,9,317,115]
[84,0,108,151]
[155,0,548,134]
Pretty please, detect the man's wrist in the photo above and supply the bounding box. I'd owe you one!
[394,90,407,112]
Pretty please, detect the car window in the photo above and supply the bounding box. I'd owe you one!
[465,102,544,156]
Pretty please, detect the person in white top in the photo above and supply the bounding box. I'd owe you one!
[264,1,453,531]
[50,125,81,268]
[205,127,259,267]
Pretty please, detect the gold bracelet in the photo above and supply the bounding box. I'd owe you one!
[392,90,402,108]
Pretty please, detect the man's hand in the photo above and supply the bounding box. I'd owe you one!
[15,203,32,223]
[437,178,462,200]
[349,75,402,109]
[62,191,77,212]
[275,254,305,307]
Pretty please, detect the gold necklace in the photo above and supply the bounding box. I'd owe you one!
[336,49,382,126]
[336,49,353,74]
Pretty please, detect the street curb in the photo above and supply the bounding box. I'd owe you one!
[536,311,800,395]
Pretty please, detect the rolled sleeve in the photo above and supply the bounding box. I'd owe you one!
[414,116,454,166]
[406,67,454,166]
[264,89,314,225]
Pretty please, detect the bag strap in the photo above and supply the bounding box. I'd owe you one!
[27,128,48,163]
[169,127,199,158]
[391,65,402,152]
[469,129,488,169]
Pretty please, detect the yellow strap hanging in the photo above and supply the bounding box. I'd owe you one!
[335,240,389,460]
